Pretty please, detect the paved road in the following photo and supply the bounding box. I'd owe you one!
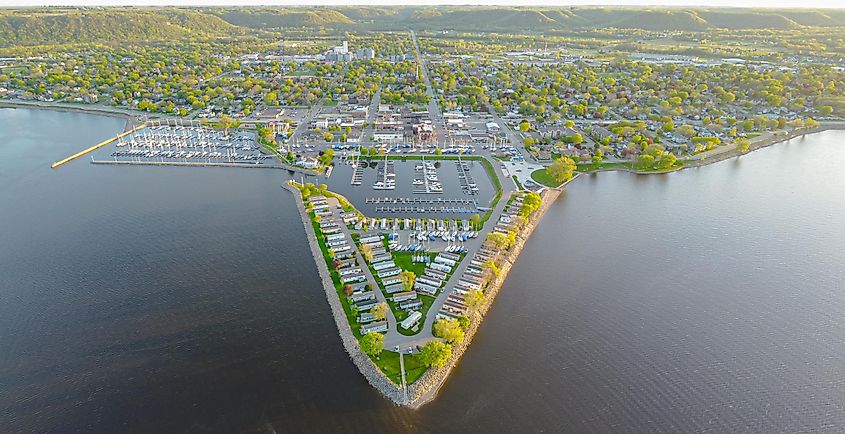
[326,197,403,343]
[487,108,535,162]
[359,87,381,146]
[383,155,518,352]
[410,30,447,146]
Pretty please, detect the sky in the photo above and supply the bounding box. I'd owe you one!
[1,0,843,7]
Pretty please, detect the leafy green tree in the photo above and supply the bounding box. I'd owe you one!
[360,332,384,357]
[469,213,481,229]
[735,137,751,153]
[401,270,416,292]
[457,315,470,331]
[486,232,508,249]
[465,289,485,312]
[636,154,655,170]
[433,318,465,344]
[519,120,530,132]
[657,152,677,169]
[547,156,576,183]
[419,341,452,368]
[372,302,388,321]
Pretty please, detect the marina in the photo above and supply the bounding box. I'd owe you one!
[325,158,496,218]
[455,157,480,195]
[373,156,396,190]
[95,119,278,167]
[413,157,442,194]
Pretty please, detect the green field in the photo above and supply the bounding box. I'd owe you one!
[369,350,428,385]
[530,168,564,188]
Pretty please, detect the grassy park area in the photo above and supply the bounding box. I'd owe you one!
[530,168,564,188]
[369,350,428,385]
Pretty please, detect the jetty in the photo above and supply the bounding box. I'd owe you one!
[51,123,145,168]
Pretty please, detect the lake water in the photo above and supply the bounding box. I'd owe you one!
[1,108,843,433]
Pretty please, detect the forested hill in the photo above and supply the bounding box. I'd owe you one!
[0,9,244,46]
[2,7,845,47]
[217,7,845,32]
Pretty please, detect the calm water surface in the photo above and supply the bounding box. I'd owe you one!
[1,108,843,433]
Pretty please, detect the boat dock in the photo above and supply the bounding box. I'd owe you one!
[373,155,396,190]
[456,156,480,195]
[350,154,364,185]
[413,156,443,194]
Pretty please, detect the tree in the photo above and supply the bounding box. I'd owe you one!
[547,156,576,184]
[433,318,465,344]
[735,137,751,153]
[636,154,655,170]
[318,149,334,166]
[419,341,452,368]
[518,120,530,132]
[657,152,677,170]
[519,192,542,217]
[372,302,388,321]
[323,132,334,142]
[343,284,354,296]
[457,315,470,331]
[486,232,508,249]
[465,289,485,312]
[818,106,833,116]
[401,270,416,292]
[360,243,374,261]
[469,213,481,229]
[483,259,500,279]
[360,332,384,357]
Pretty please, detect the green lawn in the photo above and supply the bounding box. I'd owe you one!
[511,175,524,191]
[369,350,428,385]
[530,168,565,188]
[309,210,363,337]
[391,251,433,277]
[575,161,632,172]
[575,160,685,173]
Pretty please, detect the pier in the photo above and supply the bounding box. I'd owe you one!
[90,159,284,169]
[350,153,363,185]
[455,156,479,195]
[51,123,145,168]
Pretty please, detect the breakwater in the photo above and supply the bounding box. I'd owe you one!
[286,173,564,407]
[51,124,146,168]
[282,182,406,404]
[404,187,563,408]
[91,159,284,169]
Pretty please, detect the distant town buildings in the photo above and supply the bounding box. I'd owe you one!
[356,48,375,60]
[324,41,376,63]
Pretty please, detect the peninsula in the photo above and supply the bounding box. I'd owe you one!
[4,5,845,409]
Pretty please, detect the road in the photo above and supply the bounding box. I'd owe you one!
[383,155,518,352]
[359,87,381,146]
[326,197,403,344]
[410,30,448,146]
[487,108,535,162]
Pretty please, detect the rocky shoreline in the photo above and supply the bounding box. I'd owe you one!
[284,179,565,408]
[404,188,563,408]
[282,182,405,404]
